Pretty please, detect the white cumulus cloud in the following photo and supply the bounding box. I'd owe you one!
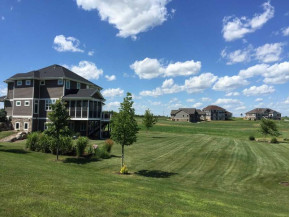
[76,0,172,39]
[242,84,275,96]
[66,61,103,80]
[193,102,203,108]
[53,35,84,52]
[222,1,274,41]
[255,98,263,102]
[255,42,283,63]
[130,58,201,79]
[105,75,116,81]
[221,46,252,64]
[102,88,124,98]
[213,75,249,91]
[225,92,240,96]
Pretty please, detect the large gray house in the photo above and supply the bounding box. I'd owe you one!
[202,105,232,121]
[0,64,110,138]
[245,108,281,120]
[171,108,206,122]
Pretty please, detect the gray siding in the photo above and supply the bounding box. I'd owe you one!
[174,111,190,121]
[4,101,12,116]
[13,100,32,116]
[40,80,63,98]
[7,82,13,99]
[39,100,48,117]
[14,80,33,98]
[34,80,39,98]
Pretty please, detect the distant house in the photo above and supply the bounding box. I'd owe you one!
[245,108,281,120]
[202,105,232,121]
[170,108,201,122]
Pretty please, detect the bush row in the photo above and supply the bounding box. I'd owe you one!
[26,132,89,156]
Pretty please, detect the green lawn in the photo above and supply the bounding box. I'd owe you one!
[0,119,288,216]
[0,130,16,140]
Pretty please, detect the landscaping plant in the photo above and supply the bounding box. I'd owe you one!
[76,137,89,157]
[104,139,114,153]
[142,109,158,132]
[110,92,139,168]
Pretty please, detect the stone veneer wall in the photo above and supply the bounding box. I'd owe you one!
[11,118,32,132]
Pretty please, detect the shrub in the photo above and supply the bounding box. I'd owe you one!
[38,133,51,153]
[270,137,278,144]
[26,132,40,151]
[249,135,255,141]
[87,145,93,156]
[0,109,7,122]
[120,165,129,174]
[76,137,88,157]
[104,139,114,153]
[59,136,74,155]
[283,138,289,142]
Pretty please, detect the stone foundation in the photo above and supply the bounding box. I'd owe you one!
[11,118,32,132]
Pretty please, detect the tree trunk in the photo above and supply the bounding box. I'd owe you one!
[56,134,59,161]
[121,145,124,167]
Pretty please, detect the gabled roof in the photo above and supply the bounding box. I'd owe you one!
[62,89,104,100]
[170,110,179,115]
[203,105,226,111]
[196,109,206,115]
[5,64,102,89]
[0,95,6,102]
[246,108,280,114]
[177,108,197,115]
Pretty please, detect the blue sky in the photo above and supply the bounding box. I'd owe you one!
[0,0,289,116]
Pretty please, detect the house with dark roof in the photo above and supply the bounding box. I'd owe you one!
[0,64,110,138]
[170,108,204,122]
[245,108,281,120]
[202,105,232,121]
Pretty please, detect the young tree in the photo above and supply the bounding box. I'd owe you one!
[259,118,280,137]
[110,92,139,168]
[45,100,70,160]
[142,109,158,132]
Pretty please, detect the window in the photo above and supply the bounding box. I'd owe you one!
[45,99,56,111]
[66,80,70,89]
[24,101,30,106]
[86,85,90,89]
[77,82,81,89]
[24,122,29,130]
[16,101,21,106]
[15,122,20,130]
[25,80,31,85]
[40,80,45,85]
[58,79,63,85]
[44,122,48,130]
[17,80,22,86]
[34,100,39,114]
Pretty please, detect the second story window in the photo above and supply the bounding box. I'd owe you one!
[40,80,45,85]
[77,82,80,89]
[17,80,22,86]
[66,80,70,89]
[45,99,56,111]
[16,101,21,106]
[58,79,63,85]
[24,101,30,106]
[25,80,31,85]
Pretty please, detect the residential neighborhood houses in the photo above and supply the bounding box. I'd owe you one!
[171,106,281,122]
[245,108,281,120]
[0,64,111,138]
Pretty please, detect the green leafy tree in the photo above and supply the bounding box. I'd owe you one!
[45,100,70,160]
[0,109,7,122]
[142,109,158,132]
[259,118,280,137]
[110,92,139,168]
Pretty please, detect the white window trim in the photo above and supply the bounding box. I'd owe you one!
[17,80,22,86]
[45,99,56,111]
[40,80,45,85]
[77,82,80,89]
[44,122,48,130]
[15,122,20,130]
[24,122,29,131]
[66,80,70,89]
[16,101,21,106]
[24,101,30,106]
[34,100,39,114]
[25,80,31,85]
[58,79,63,85]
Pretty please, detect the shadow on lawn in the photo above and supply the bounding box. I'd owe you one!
[135,170,177,178]
[63,157,100,165]
[0,148,29,154]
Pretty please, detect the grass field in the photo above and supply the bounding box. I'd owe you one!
[0,119,288,216]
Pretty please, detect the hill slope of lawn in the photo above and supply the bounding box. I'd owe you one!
[0,119,288,216]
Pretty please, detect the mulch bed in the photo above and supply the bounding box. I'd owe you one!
[279,182,289,187]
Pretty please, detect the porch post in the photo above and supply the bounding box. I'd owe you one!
[86,120,89,137]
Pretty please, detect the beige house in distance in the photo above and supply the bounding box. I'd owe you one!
[171,108,205,122]
[245,108,281,120]
[202,105,232,121]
